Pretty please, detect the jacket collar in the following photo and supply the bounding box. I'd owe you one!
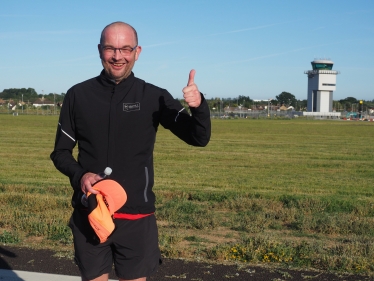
[96,70,135,89]
[95,70,136,103]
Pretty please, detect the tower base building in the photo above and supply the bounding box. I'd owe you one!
[304,59,340,115]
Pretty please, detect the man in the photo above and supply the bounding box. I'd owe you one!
[50,21,211,281]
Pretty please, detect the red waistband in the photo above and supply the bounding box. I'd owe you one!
[113,213,154,220]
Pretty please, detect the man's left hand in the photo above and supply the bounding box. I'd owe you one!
[182,69,201,108]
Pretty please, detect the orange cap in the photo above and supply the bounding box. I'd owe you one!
[92,179,127,214]
[87,179,127,243]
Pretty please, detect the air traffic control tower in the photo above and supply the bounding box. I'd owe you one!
[304,59,340,116]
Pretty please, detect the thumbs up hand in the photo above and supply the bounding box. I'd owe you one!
[182,69,201,108]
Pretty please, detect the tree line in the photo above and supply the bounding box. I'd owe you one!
[0,88,65,104]
[186,93,373,112]
[1,88,372,111]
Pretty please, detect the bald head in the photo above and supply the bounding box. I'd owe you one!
[100,21,138,46]
[98,21,141,83]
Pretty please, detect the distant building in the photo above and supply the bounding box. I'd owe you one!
[303,59,341,118]
[33,97,54,107]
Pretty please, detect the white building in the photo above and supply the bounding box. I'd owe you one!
[304,59,340,117]
[33,97,55,107]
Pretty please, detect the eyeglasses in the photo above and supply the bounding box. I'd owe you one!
[101,45,138,56]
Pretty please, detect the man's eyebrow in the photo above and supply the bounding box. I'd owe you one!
[102,44,133,48]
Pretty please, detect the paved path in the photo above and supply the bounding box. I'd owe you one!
[0,269,117,281]
[1,246,372,281]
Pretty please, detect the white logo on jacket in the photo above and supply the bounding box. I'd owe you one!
[123,102,140,112]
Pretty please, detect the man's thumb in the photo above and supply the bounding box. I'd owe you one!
[187,69,196,86]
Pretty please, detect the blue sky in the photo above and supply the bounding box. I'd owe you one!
[1,0,373,101]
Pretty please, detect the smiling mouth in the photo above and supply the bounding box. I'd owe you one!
[112,63,125,67]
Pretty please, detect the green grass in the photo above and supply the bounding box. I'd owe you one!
[0,114,373,275]
[155,119,373,196]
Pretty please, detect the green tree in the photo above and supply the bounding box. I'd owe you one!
[339,97,358,111]
[276,92,296,107]
[0,88,66,104]
[296,99,307,111]
[237,95,253,108]
[339,97,358,104]
[0,88,38,102]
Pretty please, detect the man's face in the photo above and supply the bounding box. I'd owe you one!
[98,25,141,83]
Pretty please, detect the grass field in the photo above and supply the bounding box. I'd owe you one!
[0,114,373,275]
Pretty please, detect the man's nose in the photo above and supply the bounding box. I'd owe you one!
[113,49,122,60]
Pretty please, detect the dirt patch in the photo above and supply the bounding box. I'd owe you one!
[0,245,372,281]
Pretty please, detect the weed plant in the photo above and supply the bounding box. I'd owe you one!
[0,115,373,274]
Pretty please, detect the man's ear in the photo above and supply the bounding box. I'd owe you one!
[135,46,142,61]
[98,44,103,60]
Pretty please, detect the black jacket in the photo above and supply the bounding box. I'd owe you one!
[50,71,211,214]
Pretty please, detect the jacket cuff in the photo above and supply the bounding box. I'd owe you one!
[190,93,209,117]
[70,169,88,191]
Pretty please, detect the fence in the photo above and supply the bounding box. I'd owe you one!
[210,110,303,119]
[0,106,60,116]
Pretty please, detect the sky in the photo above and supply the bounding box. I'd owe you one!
[1,0,373,101]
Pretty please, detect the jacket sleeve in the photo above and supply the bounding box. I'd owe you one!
[50,91,87,190]
[160,92,211,147]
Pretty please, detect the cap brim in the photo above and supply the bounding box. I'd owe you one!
[93,179,127,214]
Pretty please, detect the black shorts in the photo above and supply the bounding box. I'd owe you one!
[69,209,161,280]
